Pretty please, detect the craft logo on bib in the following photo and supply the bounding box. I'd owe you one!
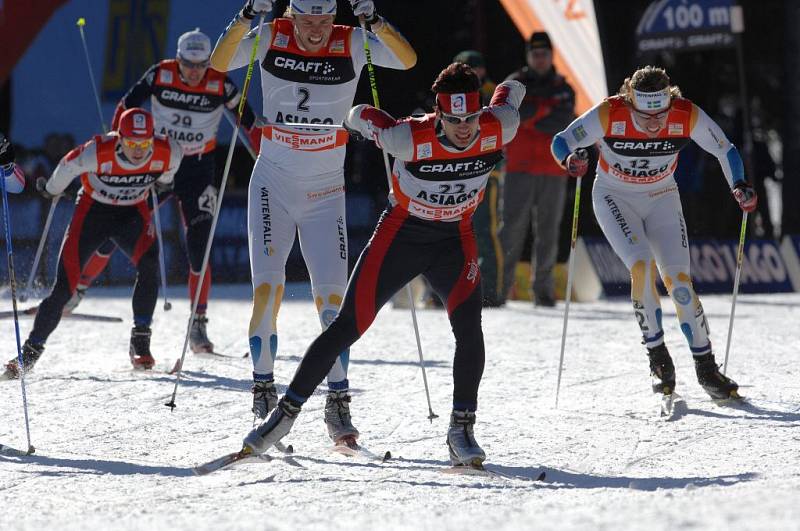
[329,39,345,53]
[668,123,684,136]
[159,70,173,84]
[416,142,433,160]
[450,94,466,115]
[480,135,497,152]
[273,33,290,48]
[611,121,626,135]
[150,160,164,171]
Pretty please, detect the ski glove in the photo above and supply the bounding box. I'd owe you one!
[241,0,274,20]
[732,181,757,213]
[350,0,378,23]
[565,148,589,178]
[0,132,14,167]
[35,177,56,200]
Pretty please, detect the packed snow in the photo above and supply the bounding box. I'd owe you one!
[1,284,799,530]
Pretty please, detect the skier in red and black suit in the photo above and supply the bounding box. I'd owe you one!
[3,109,183,378]
[240,63,524,466]
[69,29,259,353]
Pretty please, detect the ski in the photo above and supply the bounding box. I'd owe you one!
[193,351,247,360]
[330,436,391,462]
[193,446,302,475]
[0,308,122,323]
[0,443,34,457]
[442,463,546,481]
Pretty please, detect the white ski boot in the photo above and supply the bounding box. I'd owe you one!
[189,314,214,353]
[244,398,301,455]
[447,410,486,466]
[324,390,360,443]
[251,379,278,419]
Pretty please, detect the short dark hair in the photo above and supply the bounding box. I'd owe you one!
[431,62,481,95]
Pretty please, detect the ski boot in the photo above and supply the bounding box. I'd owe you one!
[189,313,214,353]
[694,353,739,399]
[63,286,86,314]
[3,341,44,379]
[252,379,278,419]
[324,390,360,444]
[244,397,301,454]
[129,326,155,370]
[447,410,486,467]
[647,343,676,395]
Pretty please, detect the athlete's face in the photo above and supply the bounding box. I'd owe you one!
[178,58,209,87]
[293,14,335,52]
[119,137,153,165]
[438,110,481,148]
[631,105,670,137]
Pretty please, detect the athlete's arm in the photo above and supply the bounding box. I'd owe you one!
[47,139,99,196]
[345,104,414,161]
[223,77,257,129]
[0,132,25,194]
[551,101,607,166]
[111,64,158,130]
[156,138,184,188]
[211,14,273,72]
[352,20,416,71]
[487,80,526,146]
[689,104,745,187]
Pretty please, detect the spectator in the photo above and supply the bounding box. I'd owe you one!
[500,32,575,307]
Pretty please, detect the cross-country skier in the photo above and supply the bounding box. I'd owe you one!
[240,63,524,466]
[551,66,751,400]
[3,109,182,378]
[67,28,259,354]
[210,0,416,443]
[0,132,26,194]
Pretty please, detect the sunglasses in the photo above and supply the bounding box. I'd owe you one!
[440,112,481,125]
[179,59,210,70]
[121,137,153,149]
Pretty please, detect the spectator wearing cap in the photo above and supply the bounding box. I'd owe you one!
[453,50,504,306]
[66,28,261,353]
[500,31,575,307]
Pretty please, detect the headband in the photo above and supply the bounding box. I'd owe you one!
[632,88,670,112]
[436,92,481,115]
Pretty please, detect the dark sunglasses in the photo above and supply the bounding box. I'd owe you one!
[179,59,210,70]
[440,112,481,125]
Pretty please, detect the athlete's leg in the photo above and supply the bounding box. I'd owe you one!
[77,239,116,289]
[646,190,711,356]
[286,207,425,402]
[296,172,350,391]
[592,184,664,348]
[247,160,297,383]
[424,218,485,411]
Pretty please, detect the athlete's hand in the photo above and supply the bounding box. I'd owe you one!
[241,0,274,20]
[732,181,757,213]
[342,113,364,141]
[351,0,377,22]
[35,176,56,199]
[565,149,589,178]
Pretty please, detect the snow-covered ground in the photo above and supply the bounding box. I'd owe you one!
[1,284,799,531]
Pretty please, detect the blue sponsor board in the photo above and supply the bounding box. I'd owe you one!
[583,237,793,296]
[636,0,738,53]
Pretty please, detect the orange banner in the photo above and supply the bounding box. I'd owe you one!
[0,0,69,84]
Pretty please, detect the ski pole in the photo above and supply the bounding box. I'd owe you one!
[149,188,172,311]
[77,17,107,132]
[20,196,59,302]
[1,170,35,455]
[722,211,748,375]
[360,18,437,422]
[223,109,258,160]
[166,14,267,410]
[554,173,584,409]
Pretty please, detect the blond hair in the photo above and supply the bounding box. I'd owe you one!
[618,66,682,104]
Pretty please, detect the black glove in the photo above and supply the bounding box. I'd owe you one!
[35,176,56,200]
[0,133,15,167]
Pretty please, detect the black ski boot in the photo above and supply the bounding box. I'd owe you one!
[647,343,676,395]
[3,341,44,379]
[694,353,739,399]
[129,326,155,370]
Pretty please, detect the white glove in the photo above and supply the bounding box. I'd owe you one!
[350,0,376,20]
[241,0,274,19]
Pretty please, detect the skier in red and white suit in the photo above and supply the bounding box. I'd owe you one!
[551,66,751,400]
[241,64,525,466]
[211,0,417,441]
[4,109,182,378]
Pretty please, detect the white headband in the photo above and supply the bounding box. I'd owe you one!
[632,88,670,112]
